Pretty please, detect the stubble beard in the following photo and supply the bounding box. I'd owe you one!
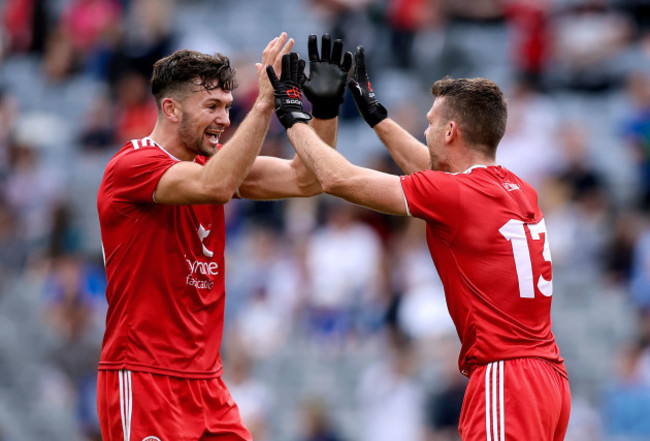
[178,112,217,158]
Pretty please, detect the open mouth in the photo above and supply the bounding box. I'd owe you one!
[205,129,222,146]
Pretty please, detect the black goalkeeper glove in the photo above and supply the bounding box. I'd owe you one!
[302,34,353,119]
[267,52,312,129]
[347,46,387,128]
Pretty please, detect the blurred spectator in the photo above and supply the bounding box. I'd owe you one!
[497,76,561,187]
[564,396,604,441]
[298,396,346,441]
[78,92,115,151]
[105,0,175,84]
[601,337,650,438]
[0,199,28,287]
[630,221,650,309]
[112,70,157,141]
[3,138,65,250]
[387,218,454,342]
[1,0,48,55]
[555,122,608,204]
[228,227,299,360]
[224,343,273,441]
[541,122,611,276]
[621,71,650,208]
[0,88,19,178]
[547,0,632,92]
[304,199,383,342]
[41,27,77,83]
[437,0,511,85]
[59,0,121,58]
[357,329,425,441]
[604,211,644,286]
[385,0,439,69]
[423,339,466,441]
[504,0,552,89]
[310,0,375,50]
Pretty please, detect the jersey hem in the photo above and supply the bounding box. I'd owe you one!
[464,356,567,378]
[98,362,223,379]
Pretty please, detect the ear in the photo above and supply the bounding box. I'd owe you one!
[161,97,181,123]
[445,121,458,144]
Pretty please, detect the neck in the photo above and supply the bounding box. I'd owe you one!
[149,122,196,162]
[446,145,495,173]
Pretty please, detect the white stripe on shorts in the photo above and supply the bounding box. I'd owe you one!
[119,370,132,441]
[485,361,505,441]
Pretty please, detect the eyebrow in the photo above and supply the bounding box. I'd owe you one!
[203,97,233,106]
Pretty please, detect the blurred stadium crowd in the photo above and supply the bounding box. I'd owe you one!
[2,0,650,440]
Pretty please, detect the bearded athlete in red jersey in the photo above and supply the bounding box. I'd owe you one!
[96,33,351,441]
[268,49,571,441]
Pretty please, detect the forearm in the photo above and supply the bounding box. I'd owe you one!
[310,117,338,148]
[287,123,352,195]
[201,99,273,198]
[374,118,430,174]
[287,116,339,192]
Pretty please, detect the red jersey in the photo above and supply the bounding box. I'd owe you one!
[97,137,226,378]
[400,165,565,376]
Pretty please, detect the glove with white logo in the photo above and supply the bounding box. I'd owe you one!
[302,34,353,119]
[267,52,312,129]
[347,46,387,128]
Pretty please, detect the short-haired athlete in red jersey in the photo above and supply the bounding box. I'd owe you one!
[269,48,571,441]
[96,34,351,441]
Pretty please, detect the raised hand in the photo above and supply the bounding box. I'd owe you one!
[266,53,312,129]
[347,46,387,128]
[256,32,295,109]
[302,34,353,119]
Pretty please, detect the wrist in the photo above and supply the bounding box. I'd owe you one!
[253,96,275,113]
[311,105,339,120]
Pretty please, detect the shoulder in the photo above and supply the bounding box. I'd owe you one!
[111,139,177,168]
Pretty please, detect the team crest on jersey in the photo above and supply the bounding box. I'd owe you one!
[197,224,214,257]
[502,182,521,192]
[142,437,161,441]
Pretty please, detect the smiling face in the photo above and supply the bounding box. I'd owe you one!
[176,85,233,157]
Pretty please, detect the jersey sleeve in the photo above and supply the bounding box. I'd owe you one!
[400,170,461,235]
[112,148,178,203]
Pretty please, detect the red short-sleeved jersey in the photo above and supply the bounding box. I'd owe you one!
[97,137,226,378]
[400,165,565,376]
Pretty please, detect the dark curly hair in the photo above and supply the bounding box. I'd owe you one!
[151,49,238,109]
[431,77,507,158]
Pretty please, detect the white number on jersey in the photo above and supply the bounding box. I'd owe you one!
[499,218,553,298]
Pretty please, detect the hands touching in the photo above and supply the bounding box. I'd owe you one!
[347,46,387,128]
[266,53,312,129]
[302,34,353,119]
[265,36,388,130]
[256,32,295,110]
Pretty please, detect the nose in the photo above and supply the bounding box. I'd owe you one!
[216,108,230,127]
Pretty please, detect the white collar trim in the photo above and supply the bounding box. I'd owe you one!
[144,136,181,162]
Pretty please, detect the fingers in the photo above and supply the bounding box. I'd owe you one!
[262,32,295,76]
[266,65,280,86]
[281,52,292,81]
[308,34,319,62]
[297,58,306,86]
[341,51,353,73]
[347,77,361,96]
[261,34,282,67]
[354,45,366,80]
[331,39,343,66]
[320,34,331,62]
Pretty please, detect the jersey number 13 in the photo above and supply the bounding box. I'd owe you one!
[499,218,553,299]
